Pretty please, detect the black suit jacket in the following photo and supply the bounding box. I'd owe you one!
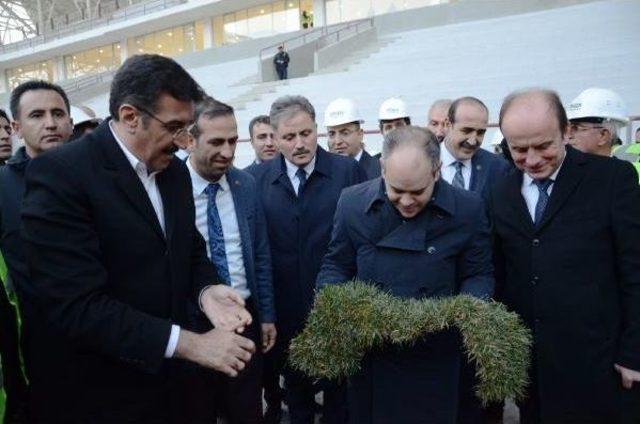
[21,120,218,422]
[489,146,640,422]
[358,150,381,180]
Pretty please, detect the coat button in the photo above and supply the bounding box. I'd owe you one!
[532,239,540,247]
[531,276,539,285]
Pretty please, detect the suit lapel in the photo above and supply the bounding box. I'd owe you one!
[536,147,586,232]
[157,169,176,243]
[505,169,535,235]
[99,121,166,241]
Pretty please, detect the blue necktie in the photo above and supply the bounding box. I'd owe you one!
[205,183,230,284]
[452,161,465,189]
[533,179,553,225]
[296,168,307,196]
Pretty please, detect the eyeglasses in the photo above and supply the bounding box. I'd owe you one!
[136,105,191,141]
[569,123,604,133]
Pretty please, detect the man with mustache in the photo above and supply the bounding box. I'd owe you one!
[426,98,452,143]
[247,95,365,423]
[185,98,275,423]
[19,55,255,422]
[489,89,640,423]
[441,96,509,200]
[245,115,277,172]
[324,98,380,180]
[0,81,74,421]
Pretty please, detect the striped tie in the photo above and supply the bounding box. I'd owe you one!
[533,179,553,225]
[452,161,465,189]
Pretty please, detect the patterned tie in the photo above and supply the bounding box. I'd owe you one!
[204,183,230,284]
[452,161,465,189]
[296,168,307,196]
[533,179,553,225]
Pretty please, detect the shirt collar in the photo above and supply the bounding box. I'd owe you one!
[441,142,471,168]
[285,154,316,181]
[187,155,229,196]
[354,149,364,162]
[365,178,454,217]
[522,148,566,187]
[109,121,156,177]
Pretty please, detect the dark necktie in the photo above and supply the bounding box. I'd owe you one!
[533,179,553,225]
[296,168,307,196]
[452,161,465,189]
[204,183,230,284]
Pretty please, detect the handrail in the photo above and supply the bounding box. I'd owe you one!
[314,18,374,50]
[58,69,117,95]
[0,0,186,55]
[258,18,374,62]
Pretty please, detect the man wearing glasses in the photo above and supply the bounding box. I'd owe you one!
[566,87,628,157]
[20,55,255,423]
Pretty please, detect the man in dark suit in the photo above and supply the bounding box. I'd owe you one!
[440,96,509,200]
[439,96,509,423]
[489,89,640,423]
[185,98,276,423]
[324,98,380,180]
[247,95,365,424]
[245,115,277,172]
[0,80,74,421]
[20,54,255,423]
[317,126,494,423]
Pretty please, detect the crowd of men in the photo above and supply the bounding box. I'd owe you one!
[0,53,639,424]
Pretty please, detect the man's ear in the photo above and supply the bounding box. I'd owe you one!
[118,104,141,133]
[11,120,21,139]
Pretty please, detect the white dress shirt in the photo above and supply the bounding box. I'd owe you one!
[440,143,472,190]
[109,122,180,358]
[354,149,364,162]
[521,152,566,221]
[285,155,316,195]
[187,159,250,299]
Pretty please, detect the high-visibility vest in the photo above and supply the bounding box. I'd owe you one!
[613,143,640,183]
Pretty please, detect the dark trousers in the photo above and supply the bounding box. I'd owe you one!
[284,367,347,424]
[457,358,504,424]
[276,67,287,80]
[263,347,285,408]
[186,299,263,424]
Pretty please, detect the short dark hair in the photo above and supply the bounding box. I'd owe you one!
[499,89,568,132]
[9,80,70,120]
[0,109,9,122]
[249,115,270,138]
[635,127,640,134]
[382,125,440,166]
[189,97,234,140]
[109,54,204,120]
[447,96,488,124]
[378,117,411,132]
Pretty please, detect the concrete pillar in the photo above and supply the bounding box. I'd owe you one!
[203,18,213,49]
[120,38,128,61]
[0,70,8,94]
[53,56,65,82]
[313,0,326,27]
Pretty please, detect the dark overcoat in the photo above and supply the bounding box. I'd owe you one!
[317,178,494,423]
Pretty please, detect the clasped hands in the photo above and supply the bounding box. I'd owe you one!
[176,285,267,377]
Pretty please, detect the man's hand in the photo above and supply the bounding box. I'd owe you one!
[175,328,255,377]
[201,285,252,332]
[261,323,277,353]
[614,364,640,389]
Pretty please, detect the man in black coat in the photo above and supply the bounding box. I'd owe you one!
[20,54,255,423]
[273,46,290,80]
[489,89,640,423]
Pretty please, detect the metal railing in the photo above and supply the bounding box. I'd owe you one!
[0,0,186,55]
[258,18,374,62]
[58,70,117,95]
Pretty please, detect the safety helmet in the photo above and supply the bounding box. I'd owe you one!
[566,88,629,124]
[324,98,364,127]
[378,97,409,121]
[70,105,99,127]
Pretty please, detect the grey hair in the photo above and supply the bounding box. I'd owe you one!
[269,95,316,130]
[382,126,440,166]
[428,99,452,116]
[601,120,622,146]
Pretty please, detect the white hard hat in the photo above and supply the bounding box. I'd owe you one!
[566,88,629,124]
[70,105,98,126]
[324,98,363,127]
[378,97,409,121]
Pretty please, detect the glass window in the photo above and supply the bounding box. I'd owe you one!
[248,5,273,39]
[63,43,122,80]
[6,60,55,89]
